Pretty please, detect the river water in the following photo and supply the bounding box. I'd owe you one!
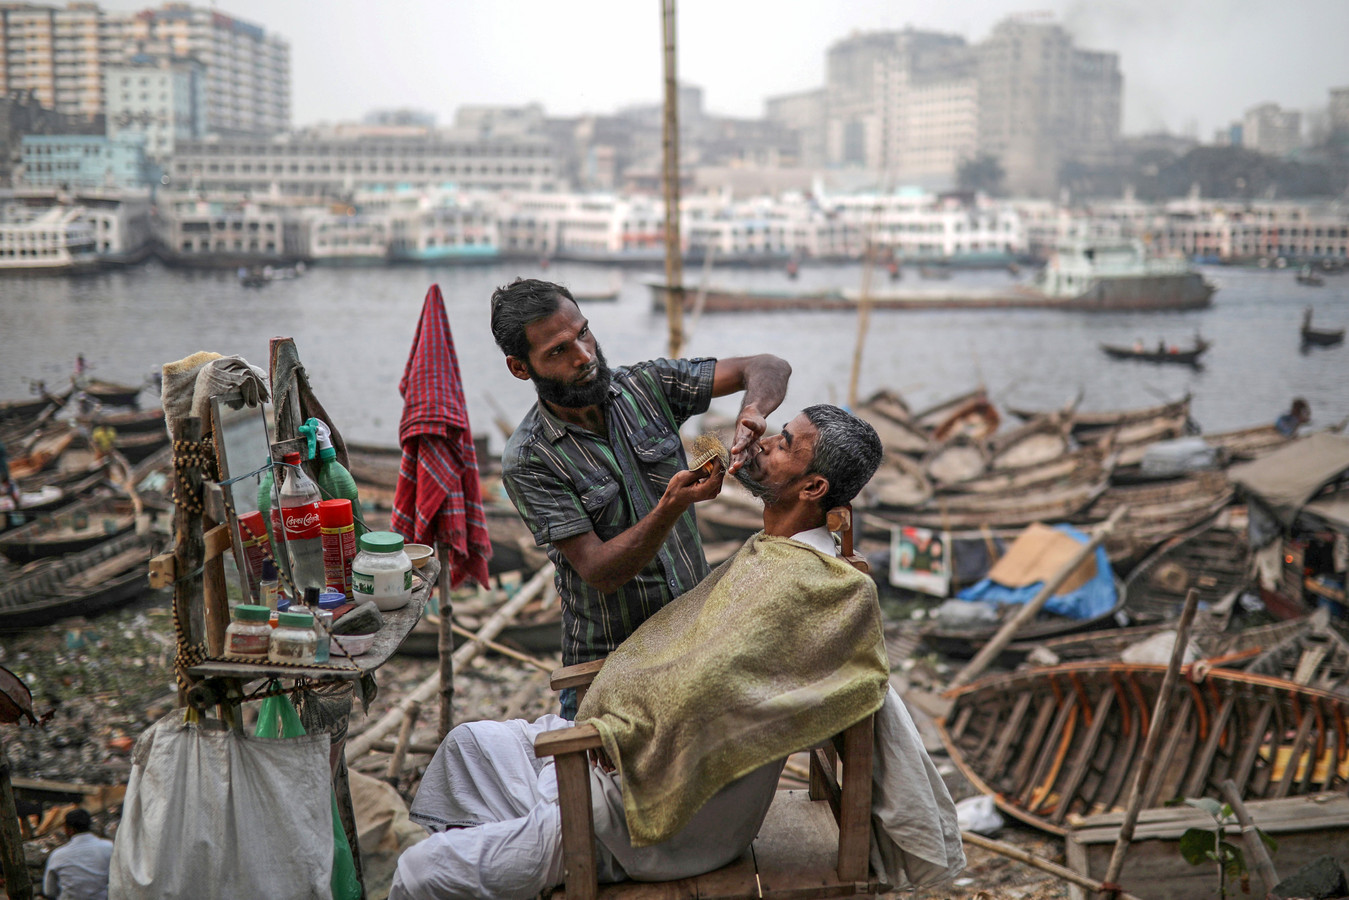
[2,260,1347,450]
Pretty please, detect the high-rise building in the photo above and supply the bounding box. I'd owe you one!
[0,2,287,138]
[1242,103,1302,157]
[976,16,1121,196]
[1330,87,1349,141]
[764,88,826,168]
[105,53,205,162]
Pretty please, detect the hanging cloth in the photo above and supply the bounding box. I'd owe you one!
[390,285,492,588]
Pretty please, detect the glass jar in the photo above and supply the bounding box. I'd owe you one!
[351,531,412,611]
[269,611,318,664]
[225,604,272,658]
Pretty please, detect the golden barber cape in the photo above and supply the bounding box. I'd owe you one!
[578,532,889,846]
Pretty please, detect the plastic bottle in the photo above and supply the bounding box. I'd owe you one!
[351,531,412,611]
[318,498,356,596]
[258,558,280,610]
[298,418,365,538]
[257,457,276,544]
[269,611,317,665]
[278,452,325,594]
[225,605,272,658]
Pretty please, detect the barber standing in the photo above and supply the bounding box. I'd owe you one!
[491,278,790,719]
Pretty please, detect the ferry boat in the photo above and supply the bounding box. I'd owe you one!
[1034,238,1215,311]
[647,238,1215,313]
[0,206,99,274]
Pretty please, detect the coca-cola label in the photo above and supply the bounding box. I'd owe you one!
[282,502,322,540]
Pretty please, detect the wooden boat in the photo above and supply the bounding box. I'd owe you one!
[913,387,992,435]
[1076,472,1236,568]
[1100,338,1210,365]
[870,462,1111,531]
[1244,608,1349,694]
[1083,409,1194,468]
[76,406,166,436]
[986,412,1073,471]
[922,434,989,486]
[931,395,1001,442]
[0,395,56,424]
[1008,395,1191,440]
[1009,615,1314,665]
[7,429,76,480]
[1301,307,1345,346]
[1295,267,1325,287]
[942,446,1107,497]
[1201,423,1293,461]
[109,430,170,465]
[0,495,143,564]
[0,530,163,630]
[939,662,1349,835]
[853,405,931,457]
[66,378,145,408]
[865,453,933,509]
[1066,793,1349,900]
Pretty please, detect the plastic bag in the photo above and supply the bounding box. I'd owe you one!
[955,794,1004,835]
[256,691,362,900]
[109,710,333,900]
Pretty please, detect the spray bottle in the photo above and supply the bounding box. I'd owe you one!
[297,417,364,537]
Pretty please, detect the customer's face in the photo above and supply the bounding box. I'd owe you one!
[736,412,818,504]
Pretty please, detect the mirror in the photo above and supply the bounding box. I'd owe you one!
[211,392,274,604]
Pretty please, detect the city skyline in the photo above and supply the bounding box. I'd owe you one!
[99,0,1349,139]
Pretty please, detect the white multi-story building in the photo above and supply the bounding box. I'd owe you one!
[1242,103,1302,158]
[825,190,1023,259]
[167,128,558,197]
[0,2,286,137]
[105,54,205,162]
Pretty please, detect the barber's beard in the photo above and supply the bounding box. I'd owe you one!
[733,468,780,505]
[528,344,613,409]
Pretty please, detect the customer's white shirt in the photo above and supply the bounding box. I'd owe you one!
[44,832,113,900]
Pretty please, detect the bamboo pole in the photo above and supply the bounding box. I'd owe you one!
[172,416,206,704]
[949,506,1128,691]
[1219,779,1280,896]
[847,239,876,409]
[961,832,1146,900]
[1098,587,1201,898]
[345,563,555,762]
[437,543,454,739]
[447,620,555,673]
[660,0,684,358]
[386,700,421,782]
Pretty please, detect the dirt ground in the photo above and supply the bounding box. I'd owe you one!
[0,596,1075,899]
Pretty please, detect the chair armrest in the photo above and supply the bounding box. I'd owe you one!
[550,659,606,692]
[534,722,603,759]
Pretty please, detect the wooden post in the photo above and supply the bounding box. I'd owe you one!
[1098,587,1201,898]
[660,0,684,358]
[437,543,454,739]
[0,735,32,900]
[950,506,1128,691]
[173,416,206,704]
[1219,778,1280,896]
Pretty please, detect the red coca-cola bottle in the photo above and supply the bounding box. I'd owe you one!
[278,452,325,594]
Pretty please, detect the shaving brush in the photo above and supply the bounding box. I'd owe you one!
[688,432,730,477]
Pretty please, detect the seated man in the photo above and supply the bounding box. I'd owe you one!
[390,405,964,900]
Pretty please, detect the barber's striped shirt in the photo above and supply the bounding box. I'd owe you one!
[502,357,716,666]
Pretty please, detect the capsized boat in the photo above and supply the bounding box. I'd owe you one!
[939,662,1349,835]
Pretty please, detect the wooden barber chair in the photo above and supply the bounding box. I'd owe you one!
[534,507,887,899]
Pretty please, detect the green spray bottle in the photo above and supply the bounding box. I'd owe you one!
[297,417,365,537]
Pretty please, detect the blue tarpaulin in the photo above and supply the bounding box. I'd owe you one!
[956,524,1116,620]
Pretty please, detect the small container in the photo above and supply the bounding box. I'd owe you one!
[258,558,280,610]
[225,604,272,658]
[319,499,357,596]
[313,607,333,663]
[351,531,413,611]
[269,611,317,665]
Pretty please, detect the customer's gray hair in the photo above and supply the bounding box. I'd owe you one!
[803,404,883,511]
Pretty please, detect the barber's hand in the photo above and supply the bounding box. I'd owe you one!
[728,408,767,474]
[662,466,725,511]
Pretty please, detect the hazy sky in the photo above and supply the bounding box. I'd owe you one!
[108,0,1348,138]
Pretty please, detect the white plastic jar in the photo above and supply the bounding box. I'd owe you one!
[351,531,412,611]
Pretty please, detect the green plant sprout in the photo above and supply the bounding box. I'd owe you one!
[1173,797,1277,900]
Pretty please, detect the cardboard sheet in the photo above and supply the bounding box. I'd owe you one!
[984,522,1096,593]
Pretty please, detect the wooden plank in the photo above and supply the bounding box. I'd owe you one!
[555,752,598,900]
[1142,694,1194,809]
[1052,688,1116,826]
[1010,695,1057,796]
[1184,692,1237,798]
[534,724,603,758]
[551,659,606,692]
[949,704,974,741]
[1229,698,1274,796]
[1274,703,1316,799]
[203,523,232,560]
[836,716,873,883]
[202,516,230,658]
[988,691,1034,776]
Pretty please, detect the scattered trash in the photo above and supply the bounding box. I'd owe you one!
[956,794,1005,836]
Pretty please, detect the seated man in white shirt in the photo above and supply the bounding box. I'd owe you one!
[391,405,964,900]
[43,809,113,900]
